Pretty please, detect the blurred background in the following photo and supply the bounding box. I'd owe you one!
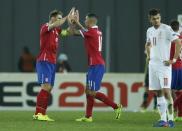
[0,0,181,72]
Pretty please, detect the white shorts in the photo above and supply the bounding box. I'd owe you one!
[149,63,171,90]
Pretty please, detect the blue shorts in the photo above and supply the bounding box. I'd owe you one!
[171,68,182,90]
[36,61,56,86]
[86,65,105,91]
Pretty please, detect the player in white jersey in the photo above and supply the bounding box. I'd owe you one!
[145,9,182,127]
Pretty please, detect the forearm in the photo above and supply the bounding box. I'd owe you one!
[145,43,151,59]
[173,39,182,59]
[48,16,67,30]
[75,21,86,31]
[66,25,80,36]
[71,28,81,36]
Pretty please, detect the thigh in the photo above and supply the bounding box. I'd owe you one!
[86,66,94,89]
[87,65,105,91]
[158,67,171,89]
[149,64,161,90]
[36,61,53,85]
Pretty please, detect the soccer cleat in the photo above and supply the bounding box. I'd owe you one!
[75,117,93,122]
[33,113,55,122]
[168,120,175,128]
[114,104,122,119]
[174,117,182,122]
[153,120,168,127]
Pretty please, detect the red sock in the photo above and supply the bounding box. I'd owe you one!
[178,103,182,117]
[85,94,94,118]
[95,92,118,109]
[176,92,182,117]
[174,92,182,109]
[35,89,50,115]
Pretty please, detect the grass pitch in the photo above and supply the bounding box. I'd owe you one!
[0,111,181,131]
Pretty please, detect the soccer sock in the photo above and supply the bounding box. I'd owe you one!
[35,89,50,115]
[141,92,148,108]
[95,92,118,109]
[178,103,182,117]
[166,99,174,121]
[175,92,182,117]
[85,94,94,118]
[153,95,157,110]
[157,96,167,122]
[174,92,182,109]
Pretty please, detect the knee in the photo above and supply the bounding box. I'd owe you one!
[42,83,52,92]
[85,88,95,96]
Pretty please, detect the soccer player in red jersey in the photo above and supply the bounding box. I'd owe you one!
[33,9,74,121]
[170,20,182,122]
[68,10,122,122]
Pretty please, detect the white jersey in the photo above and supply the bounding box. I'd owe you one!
[146,23,178,65]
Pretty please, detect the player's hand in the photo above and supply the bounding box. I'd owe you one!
[68,7,76,24]
[163,60,174,66]
[74,10,79,23]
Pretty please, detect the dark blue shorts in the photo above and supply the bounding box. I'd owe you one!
[36,61,56,86]
[86,65,105,91]
[171,68,182,90]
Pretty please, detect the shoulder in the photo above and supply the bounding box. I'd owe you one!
[97,28,102,34]
[147,26,153,32]
[41,23,48,28]
[92,28,102,35]
[40,23,49,32]
[160,23,172,31]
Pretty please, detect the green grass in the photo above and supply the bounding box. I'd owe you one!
[0,111,181,131]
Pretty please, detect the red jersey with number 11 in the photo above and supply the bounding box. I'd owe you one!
[79,26,105,66]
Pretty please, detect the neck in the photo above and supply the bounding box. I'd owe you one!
[154,23,161,29]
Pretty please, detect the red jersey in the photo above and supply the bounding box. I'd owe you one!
[170,33,182,69]
[80,26,105,66]
[37,23,61,64]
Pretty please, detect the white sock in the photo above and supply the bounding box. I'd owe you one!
[166,100,174,121]
[157,96,167,122]
[167,112,174,121]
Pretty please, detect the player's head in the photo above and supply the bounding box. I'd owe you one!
[170,20,179,32]
[49,10,63,23]
[85,13,98,28]
[148,8,161,27]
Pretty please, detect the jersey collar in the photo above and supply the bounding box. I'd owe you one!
[91,25,98,28]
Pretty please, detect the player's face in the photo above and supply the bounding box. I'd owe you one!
[149,14,161,27]
[84,16,90,28]
[84,16,96,28]
[50,14,62,23]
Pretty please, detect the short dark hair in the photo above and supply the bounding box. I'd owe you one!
[86,13,98,19]
[148,8,160,16]
[170,20,179,31]
[49,9,63,20]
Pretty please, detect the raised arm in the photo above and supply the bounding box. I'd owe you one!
[48,16,67,30]
[67,9,87,36]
